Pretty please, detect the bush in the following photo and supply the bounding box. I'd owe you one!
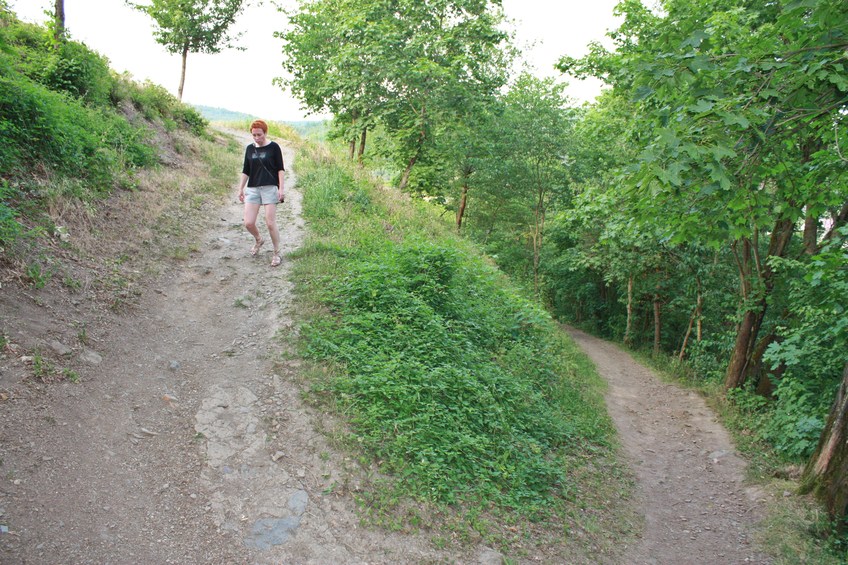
[42,39,112,106]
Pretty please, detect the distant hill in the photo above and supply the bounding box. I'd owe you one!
[192,105,253,123]
[192,105,328,138]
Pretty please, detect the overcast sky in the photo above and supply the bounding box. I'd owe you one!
[9,0,621,122]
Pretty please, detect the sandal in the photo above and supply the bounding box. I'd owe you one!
[271,254,282,267]
[250,238,264,256]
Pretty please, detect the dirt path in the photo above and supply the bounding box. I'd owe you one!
[566,327,772,564]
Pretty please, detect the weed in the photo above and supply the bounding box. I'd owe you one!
[31,352,54,381]
[25,262,50,289]
[62,368,80,382]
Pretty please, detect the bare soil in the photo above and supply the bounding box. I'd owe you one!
[565,328,773,565]
[0,129,772,564]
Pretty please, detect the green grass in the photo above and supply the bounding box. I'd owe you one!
[287,140,635,557]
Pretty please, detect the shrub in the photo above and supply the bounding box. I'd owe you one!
[42,39,112,106]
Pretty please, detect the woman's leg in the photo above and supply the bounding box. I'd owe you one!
[244,203,263,253]
[264,203,281,265]
[264,203,280,251]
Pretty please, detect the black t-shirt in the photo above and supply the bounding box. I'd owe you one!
[242,141,285,187]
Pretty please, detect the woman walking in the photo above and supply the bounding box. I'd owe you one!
[236,119,285,267]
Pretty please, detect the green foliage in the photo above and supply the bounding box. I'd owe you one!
[0,74,157,183]
[129,0,247,56]
[0,180,21,246]
[42,39,112,106]
[756,227,848,459]
[280,0,511,183]
[24,261,50,289]
[116,78,208,134]
[292,142,615,518]
[762,378,828,460]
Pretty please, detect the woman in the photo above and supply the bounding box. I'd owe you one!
[236,119,285,267]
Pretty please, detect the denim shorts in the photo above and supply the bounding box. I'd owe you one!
[244,185,279,205]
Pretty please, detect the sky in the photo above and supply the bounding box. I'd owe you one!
[9,0,621,122]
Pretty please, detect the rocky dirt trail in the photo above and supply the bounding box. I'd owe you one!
[566,327,773,565]
[0,129,772,564]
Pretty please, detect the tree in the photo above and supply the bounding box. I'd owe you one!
[280,0,510,183]
[278,0,384,158]
[467,74,574,295]
[128,0,247,100]
[559,0,848,391]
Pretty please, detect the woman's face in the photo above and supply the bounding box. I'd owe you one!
[251,128,267,145]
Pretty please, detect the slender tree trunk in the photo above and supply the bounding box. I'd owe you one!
[725,218,795,390]
[725,306,765,389]
[679,306,696,362]
[695,280,703,343]
[398,134,424,190]
[653,293,661,355]
[357,128,367,162]
[399,155,417,190]
[53,0,65,44]
[348,139,356,160]
[800,362,848,530]
[178,45,189,100]
[533,162,547,297]
[803,213,818,255]
[697,291,703,342]
[624,275,634,347]
[532,175,546,299]
[456,183,468,231]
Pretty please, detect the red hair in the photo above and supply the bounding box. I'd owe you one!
[249,119,268,133]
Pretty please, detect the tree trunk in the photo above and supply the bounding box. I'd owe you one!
[695,281,703,342]
[725,218,795,390]
[399,136,424,190]
[653,293,661,355]
[53,0,65,43]
[178,45,189,100]
[348,139,356,160]
[697,295,703,342]
[803,213,818,255]
[679,307,696,362]
[725,303,766,389]
[358,128,367,162]
[456,183,468,231]
[800,362,848,530]
[532,174,546,299]
[624,275,634,347]
[398,155,417,190]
